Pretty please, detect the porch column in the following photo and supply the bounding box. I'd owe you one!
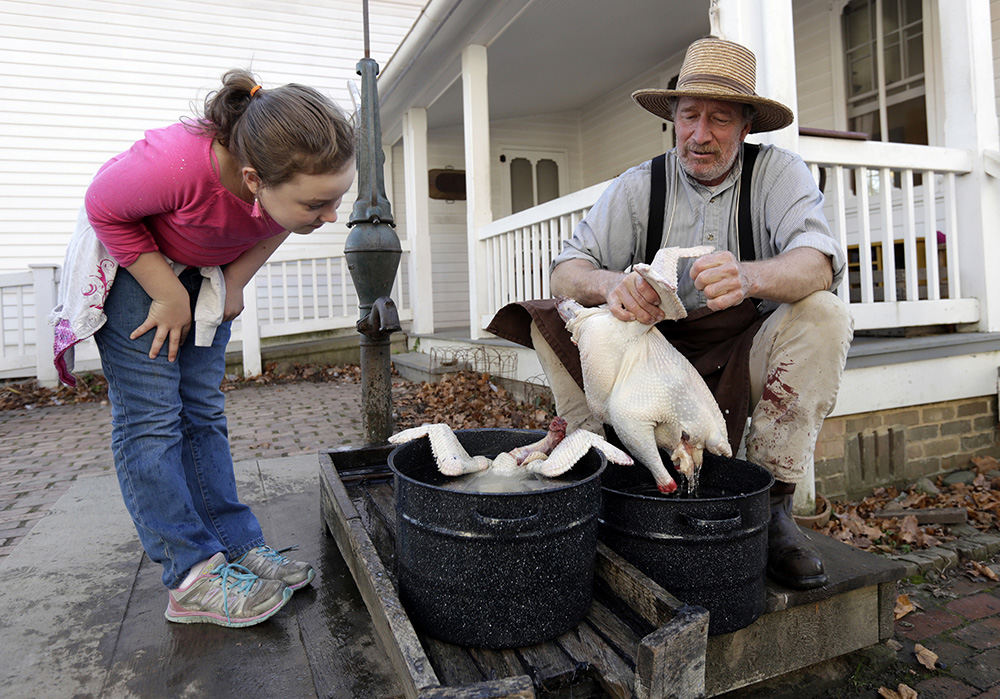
[936,0,1000,332]
[462,44,493,340]
[718,0,814,513]
[403,107,434,335]
[715,0,799,151]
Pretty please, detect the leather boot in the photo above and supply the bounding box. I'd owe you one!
[767,480,828,589]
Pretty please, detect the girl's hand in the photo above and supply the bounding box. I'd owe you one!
[222,274,245,321]
[130,287,191,362]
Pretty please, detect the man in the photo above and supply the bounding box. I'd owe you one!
[489,36,852,590]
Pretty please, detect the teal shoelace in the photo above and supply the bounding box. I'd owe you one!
[209,562,258,621]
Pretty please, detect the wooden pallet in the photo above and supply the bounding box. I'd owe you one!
[319,446,907,699]
[319,444,708,699]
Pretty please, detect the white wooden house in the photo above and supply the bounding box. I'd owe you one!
[372,0,1000,500]
[0,0,425,379]
[4,0,1000,501]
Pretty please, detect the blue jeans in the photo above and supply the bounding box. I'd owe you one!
[95,267,264,588]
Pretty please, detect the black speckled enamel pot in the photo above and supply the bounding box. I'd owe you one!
[600,451,773,636]
[389,428,605,649]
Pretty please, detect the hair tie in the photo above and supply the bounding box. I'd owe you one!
[250,84,262,98]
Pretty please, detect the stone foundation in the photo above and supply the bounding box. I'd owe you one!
[815,396,1000,500]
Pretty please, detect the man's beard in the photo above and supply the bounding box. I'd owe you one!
[679,141,740,184]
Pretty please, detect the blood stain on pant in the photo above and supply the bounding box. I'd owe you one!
[759,361,799,425]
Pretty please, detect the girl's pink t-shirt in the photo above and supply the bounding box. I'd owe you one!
[85,122,285,267]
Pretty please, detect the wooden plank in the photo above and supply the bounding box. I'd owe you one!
[102,552,317,697]
[870,506,967,524]
[595,542,684,628]
[423,637,487,687]
[417,674,535,698]
[365,481,398,528]
[634,604,708,699]
[705,586,881,697]
[264,490,404,699]
[765,529,907,612]
[358,483,398,571]
[320,458,440,698]
[555,620,635,699]
[515,642,583,692]
[468,647,527,682]
[585,600,641,665]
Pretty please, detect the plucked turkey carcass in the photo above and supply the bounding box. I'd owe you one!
[388,418,632,493]
[558,245,731,494]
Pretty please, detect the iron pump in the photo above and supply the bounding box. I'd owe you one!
[345,46,401,444]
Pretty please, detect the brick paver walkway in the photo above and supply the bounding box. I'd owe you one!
[0,380,364,557]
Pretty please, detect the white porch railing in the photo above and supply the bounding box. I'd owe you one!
[1,245,412,384]
[477,138,979,332]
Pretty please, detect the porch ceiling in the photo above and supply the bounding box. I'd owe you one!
[377,0,711,142]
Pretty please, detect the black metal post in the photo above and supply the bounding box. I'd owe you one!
[345,27,402,445]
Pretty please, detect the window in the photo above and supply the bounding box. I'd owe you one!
[842,0,926,145]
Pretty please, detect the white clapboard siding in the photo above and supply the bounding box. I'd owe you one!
[579,58,675,186]
[0,0,425,274]
[793,0,839,130]
[993,0,1000,126]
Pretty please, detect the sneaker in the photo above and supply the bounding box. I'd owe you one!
[234,545,315,590]
[164,552,291,628]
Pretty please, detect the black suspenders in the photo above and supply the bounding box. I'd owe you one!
[645,143,760,265]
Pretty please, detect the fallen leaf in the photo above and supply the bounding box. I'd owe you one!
[899,515,920,543]
[972,454,1000,474]
[879,684,918,699]
[914,643,938,670]
[895,594,916,620]
[969,560,1000,581]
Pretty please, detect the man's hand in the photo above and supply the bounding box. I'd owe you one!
[606,270,665,324]
[130,286,191,362]
[690,250,751,311]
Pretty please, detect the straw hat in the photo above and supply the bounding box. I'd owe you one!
[632,37,794,134]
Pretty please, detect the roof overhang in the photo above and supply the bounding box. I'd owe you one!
[376,0,711,143]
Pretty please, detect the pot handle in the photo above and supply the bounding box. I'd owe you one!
[474,508,540,525]
[681,512,742,533]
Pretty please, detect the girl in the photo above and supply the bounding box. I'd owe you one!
[52,69,355,627]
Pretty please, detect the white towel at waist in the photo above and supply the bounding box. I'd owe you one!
[50,206,227,387]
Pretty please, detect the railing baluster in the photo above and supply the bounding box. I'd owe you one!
[501,232,511,306]
[540,219,552,298]
[295,260,304,320]
[924,171,940,301]
[281,262,290,322]
[326,257,334,319]
[879,166,896,302]
[266,264,275,323]
[531,223,541,299]
[902,169,919,301]
[856,166,874,304]
[945,172,960,299]
[832,165,849,302]
[340,257,349,316]
[311,259,319,320]
[15,286,26,353]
